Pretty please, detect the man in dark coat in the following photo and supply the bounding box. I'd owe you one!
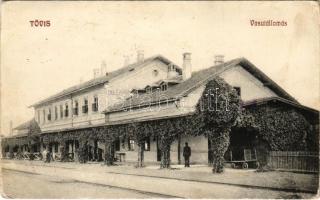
[183,142,191,167]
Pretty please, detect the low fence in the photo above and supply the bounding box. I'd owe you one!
[268,151,319,173]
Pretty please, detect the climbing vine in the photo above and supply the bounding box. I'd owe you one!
[242,104,311,151]
[193,77,241,173]
[3,75,315,174]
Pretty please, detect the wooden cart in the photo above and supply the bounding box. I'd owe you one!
[225,149,259,169]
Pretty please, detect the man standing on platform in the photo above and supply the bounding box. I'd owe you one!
[183,142,191,167]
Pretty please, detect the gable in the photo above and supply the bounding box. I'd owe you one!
[219,65,278,102]
[105,57,298,114]
[105,59,179,108]
[30,55,181,108]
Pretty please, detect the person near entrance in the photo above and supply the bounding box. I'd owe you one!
[183,142,191,167]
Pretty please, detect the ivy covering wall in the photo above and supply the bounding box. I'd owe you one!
[2,77,317,174]
[243,104,312,151]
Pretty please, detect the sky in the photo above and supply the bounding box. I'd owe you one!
[1,1,319,136]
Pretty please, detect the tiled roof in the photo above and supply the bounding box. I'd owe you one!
[30,55,181,107]
[5,119,41,139]
[243,96,319,115]
[13,119,35,130]
[104,57,298,113]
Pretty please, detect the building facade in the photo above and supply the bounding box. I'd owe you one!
[2,52,319,166]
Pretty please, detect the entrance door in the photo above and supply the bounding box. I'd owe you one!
[156,137,161,161]
[208,138,213,164]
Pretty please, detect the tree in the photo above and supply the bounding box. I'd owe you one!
[126,122,153,168]
[155,118,185,169]
[104,139,114,166]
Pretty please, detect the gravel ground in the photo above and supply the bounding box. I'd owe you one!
[13,160,316,192]
[1,159,318,198]
[2,169,169,198]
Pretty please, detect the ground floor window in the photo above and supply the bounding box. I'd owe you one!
[54,143,58,153]
[128,139,135,151]
[114,138,120,151]
[144,137,150,151]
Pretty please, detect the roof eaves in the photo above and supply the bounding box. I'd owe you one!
[103,97,178,114]
[238,58,298,103]
[103,58,242,114]
[243,96,319,114]
[30,55,182,108]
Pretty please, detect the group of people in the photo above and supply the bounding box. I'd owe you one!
[38,143,192,166]
[42,149,54,163]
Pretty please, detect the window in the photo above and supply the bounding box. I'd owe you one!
[153,69,159,77]
[161,83,168,91]
[60,105,63,119]
[234,87,241,97]
[144,137,150,151]
[43,110,46,123]
[82,98,88,114]
[54,106,58,120]
[54,143,58,153]
[47,108,51,121]
[37,110,40,123]
[92,96,98,112]
[73,100,79,115]
[168,64,175,71]
[128,138,135,151]
[65,103,69,117]
[146,86,152,93]
[114,138,120,151]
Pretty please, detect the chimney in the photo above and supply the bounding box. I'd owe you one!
[93,68,100,79]
[182,52,192,80]
[100,60,107,75]
[214,55,224,65]
[137,50,144,63]
[9,121,13,136]
[123,55,130,66]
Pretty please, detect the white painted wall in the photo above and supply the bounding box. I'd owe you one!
[219,65,278,101]
[106,85,205,123]
[105,60,171,108]
[35,59,177,132]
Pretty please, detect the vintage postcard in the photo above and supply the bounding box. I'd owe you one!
[0,1,319,199]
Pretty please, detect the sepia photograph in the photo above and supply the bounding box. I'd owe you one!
[0,1,319,199]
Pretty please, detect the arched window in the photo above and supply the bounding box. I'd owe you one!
[60,105,63,118]
[82,98,88,114]
[92,96,98,112]
[73,100,79,115]
[65,103,69,117]
[47,108,51,121]
[54,106,58,120]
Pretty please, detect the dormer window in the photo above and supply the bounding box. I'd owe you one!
[161,83,168,91]
[168,64,175,71]
[234,87,241,97]
[146,86,152,93]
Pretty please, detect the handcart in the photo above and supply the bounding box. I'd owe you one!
[225,149,259,169]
